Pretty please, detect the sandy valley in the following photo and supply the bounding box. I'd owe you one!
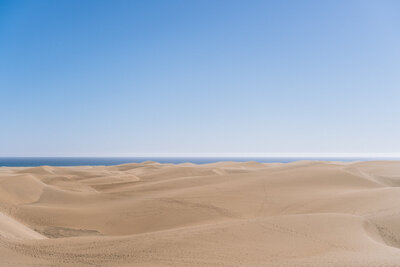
[1,160,400,266]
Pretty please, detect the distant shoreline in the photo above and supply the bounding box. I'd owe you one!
[1,157,400,167]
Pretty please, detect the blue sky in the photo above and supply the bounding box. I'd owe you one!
[1,0,400,156]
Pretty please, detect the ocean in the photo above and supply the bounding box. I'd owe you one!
[0,157,398,167]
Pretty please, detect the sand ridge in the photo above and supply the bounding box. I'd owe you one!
[0,161,400,266]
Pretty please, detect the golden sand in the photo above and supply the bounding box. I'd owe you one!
[1,161,400,266]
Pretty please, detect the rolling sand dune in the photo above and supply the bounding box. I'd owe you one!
[1,161,400,265]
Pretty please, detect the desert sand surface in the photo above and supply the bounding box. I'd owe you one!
[1,161,400,266]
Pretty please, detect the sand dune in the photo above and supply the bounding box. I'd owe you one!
[1,161,400,265]
[0,212,46,240]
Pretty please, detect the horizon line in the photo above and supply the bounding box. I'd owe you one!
[2,153,400,158]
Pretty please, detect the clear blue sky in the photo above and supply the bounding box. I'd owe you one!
[1,0,400,156]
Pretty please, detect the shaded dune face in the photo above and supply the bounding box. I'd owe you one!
[1,161,400,265]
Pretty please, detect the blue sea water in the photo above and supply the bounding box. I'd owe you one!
[0,157,398,167]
